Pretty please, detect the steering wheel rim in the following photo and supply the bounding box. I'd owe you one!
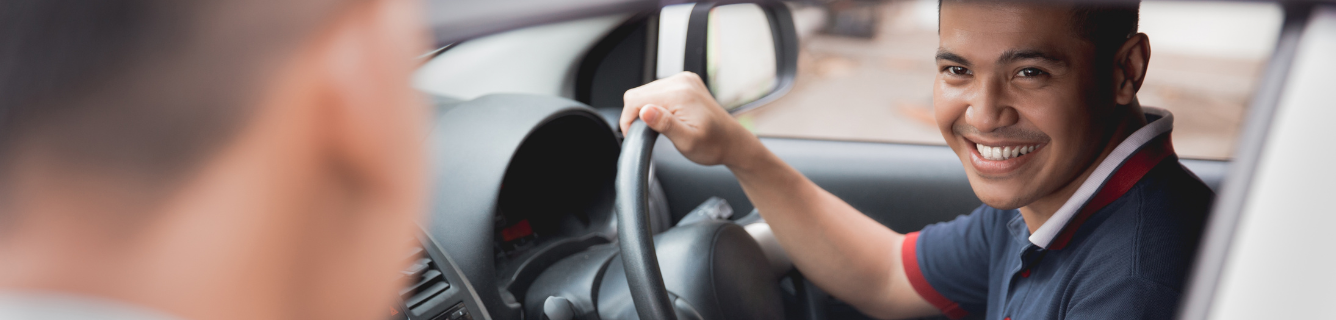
[615,120,677,320]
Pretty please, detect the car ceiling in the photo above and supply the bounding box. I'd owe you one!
[424,0,655,46]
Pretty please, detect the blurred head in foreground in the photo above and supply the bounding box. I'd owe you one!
[0,0,430,319]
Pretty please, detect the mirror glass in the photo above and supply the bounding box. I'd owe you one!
[707,3,778,111]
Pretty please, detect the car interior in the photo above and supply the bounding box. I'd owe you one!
[399,2,1238,320]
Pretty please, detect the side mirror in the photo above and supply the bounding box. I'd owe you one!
[657,2,799,113]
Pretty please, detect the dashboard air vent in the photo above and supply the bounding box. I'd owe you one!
[401,245,451,315]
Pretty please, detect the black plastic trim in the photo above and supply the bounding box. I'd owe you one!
[683,2,715,90]
[642,13,660,85]
[410,230,495,320]
[498,235,611,306]
[576,14,653,105]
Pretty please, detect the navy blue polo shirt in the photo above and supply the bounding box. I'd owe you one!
[902,108,1214,320]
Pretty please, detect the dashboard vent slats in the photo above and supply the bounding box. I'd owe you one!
[401,246,451,314]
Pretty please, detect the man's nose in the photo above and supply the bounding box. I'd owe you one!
[965,77,1019,133]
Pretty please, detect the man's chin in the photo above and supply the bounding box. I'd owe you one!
[979,200,1025,211]
[968,180,1036,211]
[977,197,1026,210]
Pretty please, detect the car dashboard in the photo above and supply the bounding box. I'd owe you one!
[395,94,646,320]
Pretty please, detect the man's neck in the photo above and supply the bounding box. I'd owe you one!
[0,174,300,320]
[0,117,324,320]
[1018,103,1148,234]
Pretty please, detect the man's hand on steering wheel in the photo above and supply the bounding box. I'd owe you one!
[619,72,762,168]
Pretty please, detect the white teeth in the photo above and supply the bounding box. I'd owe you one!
[976,143,1040,161]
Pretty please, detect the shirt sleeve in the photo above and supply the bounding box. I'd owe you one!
[1065,277,1180,320]
[902,205,999,319]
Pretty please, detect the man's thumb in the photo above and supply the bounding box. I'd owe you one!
[639,105,674,134]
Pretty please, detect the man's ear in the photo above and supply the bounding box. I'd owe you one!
[1112,33,1151,105]
[310,0,428,205]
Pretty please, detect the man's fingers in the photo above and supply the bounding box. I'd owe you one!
[639,104,675,135]
[622,73,706,134]
[619,103,644,134]
[674,71,706,90]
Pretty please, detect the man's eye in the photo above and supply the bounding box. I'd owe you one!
[1016,68,1047,77]
[945,66,971,76]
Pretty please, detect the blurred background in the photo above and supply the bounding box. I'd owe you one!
[739,0,1283,160]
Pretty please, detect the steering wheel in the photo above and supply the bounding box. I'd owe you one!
[615,120,678,320]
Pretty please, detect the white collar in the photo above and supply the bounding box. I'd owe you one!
[1027,107,1175,249]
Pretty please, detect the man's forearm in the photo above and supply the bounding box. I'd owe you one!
[725,140,922,317]
[619,72,934,318]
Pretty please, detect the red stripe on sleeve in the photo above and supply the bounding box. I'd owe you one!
[901,231,970,319]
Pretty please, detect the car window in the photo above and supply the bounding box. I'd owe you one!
[740,0,1282,160]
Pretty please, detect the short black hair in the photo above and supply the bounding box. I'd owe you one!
[1071,2,1141,61]
[939,0,1141,60]
[0,0,349,196]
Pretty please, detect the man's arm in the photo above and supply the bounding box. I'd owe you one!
[620,72,939,319]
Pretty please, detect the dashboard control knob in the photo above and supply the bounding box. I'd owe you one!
[543,296,576,320]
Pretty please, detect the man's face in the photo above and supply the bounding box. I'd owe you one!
[934,2,1111,209]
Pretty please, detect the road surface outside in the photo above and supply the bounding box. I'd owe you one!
[739,0,1281,160]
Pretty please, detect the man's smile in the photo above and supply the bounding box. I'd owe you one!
[975,142,1040,161]
[964,137,1048,176]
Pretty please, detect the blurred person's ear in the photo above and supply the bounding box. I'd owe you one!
[1112,33,1151,105]
[277,0,431,317]
[315,0,430,204]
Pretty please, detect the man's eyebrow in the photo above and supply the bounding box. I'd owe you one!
[935,50,970,65]
[998,49,1065,65]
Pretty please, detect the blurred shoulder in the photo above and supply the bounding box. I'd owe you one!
[0,292,181,320]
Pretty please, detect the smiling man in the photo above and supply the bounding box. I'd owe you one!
[620,0,1213,319]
